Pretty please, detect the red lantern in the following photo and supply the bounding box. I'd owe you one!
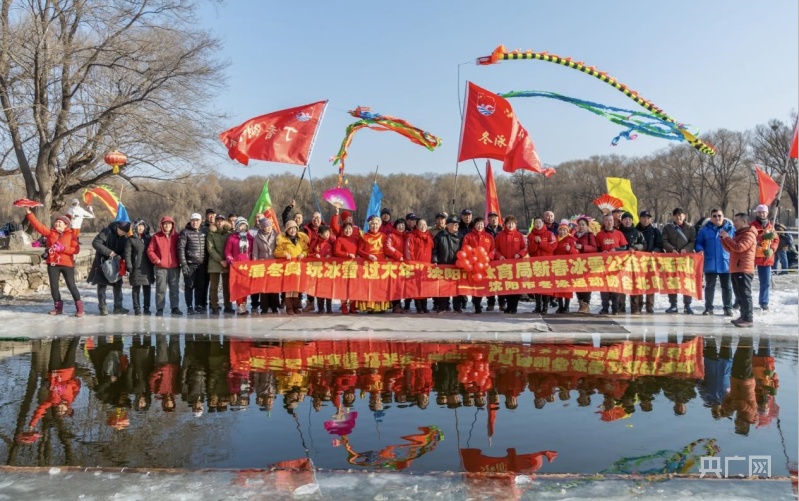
[104,150,127,174]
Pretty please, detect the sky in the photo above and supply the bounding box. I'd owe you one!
[198,1,799,180]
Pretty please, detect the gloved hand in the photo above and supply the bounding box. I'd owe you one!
[181,265,190,276]
[763,248,773,258]
[51,242,65,253]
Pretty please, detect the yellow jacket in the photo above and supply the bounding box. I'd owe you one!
[274,232,310,259]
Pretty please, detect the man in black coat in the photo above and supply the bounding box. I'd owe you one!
[178,213,207,314]
[618,212,645,313]
[89,221,130,315]
[433,216,463,313]
[635,210,664,313]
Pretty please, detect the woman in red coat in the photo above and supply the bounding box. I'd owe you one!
[385,218,407,313]
[527,217,557,314]
[24,208,83,316]
[494,216,527,314]
[333,222,360,314]
[357,216,391,313]
[405,218,435,313]
[24,337,81,440]
[574,217,598,313]
[553,221,579,313]
[462,217,496,314]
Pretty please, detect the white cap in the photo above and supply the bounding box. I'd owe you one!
[754,204,769,212]
[190,213,202,220]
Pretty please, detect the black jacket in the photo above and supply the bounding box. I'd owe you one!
[485,224,503,238]
[88,222,128,285]
[125,224,154,286]
[178,224,206,267]
[619,225,645,251]
[433,230,462,264]
[635,223,664,252]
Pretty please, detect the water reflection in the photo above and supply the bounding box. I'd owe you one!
[0,334,794,476]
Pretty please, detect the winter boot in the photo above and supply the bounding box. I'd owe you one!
[99,306,108,316]
[540,297,549,315]
[237,303,249,316]
[577,301,590,314]
[325,298,333,314]
[414,300,423,314]
[113,305,129,315]
[144,308,152,315]
[49,301,64,315]
[563,298,571,313]
[285,297,296,315]
[302,299,316,313]
[317,297,325,314]
[74,300,85,318]
[223,305,236,314]
[392,302,404,314]
[340,301,349,315]
[292,297,302,315]
[421,300,429,314]
[134,308,142,316]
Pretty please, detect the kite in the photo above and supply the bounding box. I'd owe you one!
[83,186,121,218]
[13,198,44,208]
[477,45,716,155]
[331,107,442,187]
[501,90,696,147]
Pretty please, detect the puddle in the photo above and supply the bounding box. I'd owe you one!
[0,334,795,478]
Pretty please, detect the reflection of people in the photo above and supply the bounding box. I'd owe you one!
[27,337,81,432]
[721,336,757,435]
[128,335,155,411]
[662,376,697,416]
[150,335,181,412]
[752,338,780,428]
[696,335,732,418]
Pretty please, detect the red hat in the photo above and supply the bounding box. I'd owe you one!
[54,215,71,227]
[341,210,352,220]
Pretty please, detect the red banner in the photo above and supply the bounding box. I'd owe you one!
[219,101,326,166]
[230,251,704,302]
[230,337,704,379]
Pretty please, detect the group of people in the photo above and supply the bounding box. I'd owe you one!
[17,334,775,441]
[22,198,783,327]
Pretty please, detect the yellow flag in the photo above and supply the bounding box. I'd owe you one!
[606,177,638,225]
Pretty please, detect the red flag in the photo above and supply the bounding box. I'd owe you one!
[755,165,780,206]
[457,82,516,162]
[484,160,502,221]
[790,122,798,159]
[502,123,555,177]
[219,101,327,166]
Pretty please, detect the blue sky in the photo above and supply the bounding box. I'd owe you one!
[200,1,798,180]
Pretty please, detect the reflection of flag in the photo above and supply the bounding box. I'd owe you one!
[458,82,516,162]
[113,202,130,223]
[219,101,327,166]
[485,161,501,221]
[790,121,798,159]
[364,181,384,229]
[83,186,120,218]
[248,179,281,233]
[460,448,557,474]
[755,165,780,206]
[606,177,639,225]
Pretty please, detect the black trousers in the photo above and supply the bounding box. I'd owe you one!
[704,272,732,310]
[47,265,81,302]
[97,282,123,309]
[183,265,208,308]
[49,337,79,371]
[132,284,152,311]
[731,273,754,322]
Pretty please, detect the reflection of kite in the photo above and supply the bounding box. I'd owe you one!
[477,45,715,155]
[501,90,693,148]
[83,186,121,218]
[324,410,358,436]
[593,194,624,214]
[602,438,719,475]
[341,426,443,470]
[460,448,557,474]
[331,107,442,187]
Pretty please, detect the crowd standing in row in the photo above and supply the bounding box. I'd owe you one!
[22,199,782,328]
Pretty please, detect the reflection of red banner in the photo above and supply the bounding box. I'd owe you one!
[230,252,704,302]
[460,448,557,474]
[230,338,704,379]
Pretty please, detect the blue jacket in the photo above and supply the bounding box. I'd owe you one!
[695,218,735,273]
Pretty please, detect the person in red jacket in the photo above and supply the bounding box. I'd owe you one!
[721,213,758,327]
[494,216,527,314]
[311,225,336,314]
[22,337,81,441]
[405,218,434,313]
[23,208,83,316]
[750,204,780,312]
[574,217,598,313]
[357,216,391,313]
[333,222,360,314]
[385,218,408,313]
[330,208,360,237]
[553,221,579,313]
[463,217,496,314]
[527,217,557,314]
[595,214,629,315]
[147,216,182,316]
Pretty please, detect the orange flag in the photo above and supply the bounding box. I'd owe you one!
[790,121,798,159]
[755,165,780,206]
[485,160,502,221]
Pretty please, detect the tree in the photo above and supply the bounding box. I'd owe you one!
[0,0,226,222]
[750,117,798,216]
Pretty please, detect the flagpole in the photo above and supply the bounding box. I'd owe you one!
[372,164,380,185]
[293,167,307,200]
[302,100,329,215]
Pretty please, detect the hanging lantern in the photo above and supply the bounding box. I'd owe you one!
[104,150,127,174]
